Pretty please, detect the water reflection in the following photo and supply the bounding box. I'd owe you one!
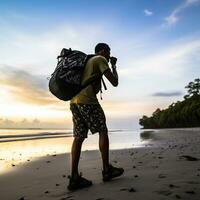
[140,130,156,141]
[0,129,147,174]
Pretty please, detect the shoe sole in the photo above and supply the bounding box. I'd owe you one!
[68,182,92,191]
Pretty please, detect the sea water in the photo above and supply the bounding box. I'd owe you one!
[0,128,148,173]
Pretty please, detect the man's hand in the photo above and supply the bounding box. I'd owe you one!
[110,56,117,66]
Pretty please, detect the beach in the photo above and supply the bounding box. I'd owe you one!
[0,128,200,200]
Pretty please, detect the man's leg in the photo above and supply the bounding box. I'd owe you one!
[71,137,85,178]
[68,136,92,190]
[99,131,124,182]
[99,131,110,172]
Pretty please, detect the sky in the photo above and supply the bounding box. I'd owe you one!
[0,0,200,129]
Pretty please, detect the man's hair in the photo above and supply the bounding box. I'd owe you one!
[95,43,110,53]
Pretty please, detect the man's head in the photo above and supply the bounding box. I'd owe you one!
[95,43,110,61]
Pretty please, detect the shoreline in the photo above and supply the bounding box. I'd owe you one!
[0,129,200,200]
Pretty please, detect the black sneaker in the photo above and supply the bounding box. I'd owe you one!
[102,164,124,182]
[68,174,92,191]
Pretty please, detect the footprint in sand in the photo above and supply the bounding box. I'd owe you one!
[152,165,158,169]
[120,187,136,192]
[60,196,74,200]
[175,194,181,199]
[186,181,199,185]
[169,184,180,188]
[155,190,172,196]
[158,174,166,178]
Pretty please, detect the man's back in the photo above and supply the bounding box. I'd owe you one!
[70,55,109,104]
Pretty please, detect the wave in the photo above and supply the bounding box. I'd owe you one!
[0,131,72,139]
[0,131,73,143]
[0,129,126,143]
[0,134,72,143]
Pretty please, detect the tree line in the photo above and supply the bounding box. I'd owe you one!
[139,78,200,129]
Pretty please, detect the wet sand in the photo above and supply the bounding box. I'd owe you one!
[0,128,200,200]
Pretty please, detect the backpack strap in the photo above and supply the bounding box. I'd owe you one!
[100,78,107,100]
[102,78,107,90]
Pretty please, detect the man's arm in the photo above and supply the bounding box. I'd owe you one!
[103,57,118,87]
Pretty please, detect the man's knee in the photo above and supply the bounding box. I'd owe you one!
[74,136,85,144]
[99,130,108,137]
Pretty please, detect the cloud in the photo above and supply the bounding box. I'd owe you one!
[163,0,200,26]
[152,91,183,97]
[119,37,200,78]
[0,21,109,76]
[164,12,179,26]
[144,9,153,16]
[0,66,60,106]
[0,117,71,129]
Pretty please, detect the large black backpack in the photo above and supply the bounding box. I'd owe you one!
[49,48,99,101]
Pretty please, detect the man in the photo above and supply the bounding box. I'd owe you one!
[68,43,124,191]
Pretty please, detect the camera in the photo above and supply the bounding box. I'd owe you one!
[110,56,117,66]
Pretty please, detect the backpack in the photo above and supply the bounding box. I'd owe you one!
[49,48,99,101]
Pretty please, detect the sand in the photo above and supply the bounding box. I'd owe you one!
[0,128,200,200]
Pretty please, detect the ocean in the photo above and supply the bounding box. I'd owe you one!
[0,128,147,174]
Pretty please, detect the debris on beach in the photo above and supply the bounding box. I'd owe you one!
[179,155,199,161]
[18,197,25,200]
[169,184,179,188]
[158,174,166,178]
[129,187,136,192]
[185,190,195,194]
[155,190,172,196]
[120,187,136,192]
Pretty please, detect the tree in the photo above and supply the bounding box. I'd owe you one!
[184,78,200,99]
[139,78,200,129]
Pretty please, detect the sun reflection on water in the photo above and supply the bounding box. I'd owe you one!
[0,129,145,174]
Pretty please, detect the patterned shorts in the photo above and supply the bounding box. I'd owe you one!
[70,104,108,138]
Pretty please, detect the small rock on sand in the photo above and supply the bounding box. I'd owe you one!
[18,197,25,200]
[175,194,181,199]
[185,190,195,194]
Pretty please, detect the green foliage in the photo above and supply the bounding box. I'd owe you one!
[139,78,200,129]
